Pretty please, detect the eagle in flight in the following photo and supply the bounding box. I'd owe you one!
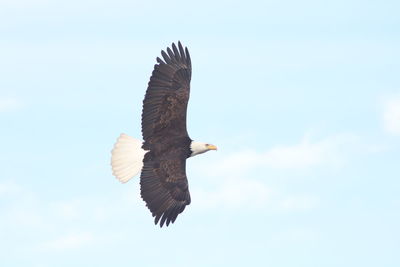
[111,42,217,227]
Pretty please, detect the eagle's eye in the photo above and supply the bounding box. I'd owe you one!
[205,144,210,146]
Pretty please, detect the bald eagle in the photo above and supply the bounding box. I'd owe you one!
[111,42,217,227]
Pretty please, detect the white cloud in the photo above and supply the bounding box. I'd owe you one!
[191,133,361,212]
[50,200,81,220]
[193,179,319,213]
[279,195,319,212]
[192,178,271,210]
[271,227,320,244]
[215,133,359,177]
[0,97,23,112]
[37,232,94,251]
[0,182,45,228]
[383,96,400,135]
[0,179,142,229]
[0,181,22,195]
[0,181,146,257]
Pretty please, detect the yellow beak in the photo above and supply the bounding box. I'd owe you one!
[207,144,218,151]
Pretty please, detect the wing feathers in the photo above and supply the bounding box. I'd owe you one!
[172,43,180,61]
[161,50,172,65]
[141,42,192,145]
[166,47,175,62]
[178,42,185,61]
[140,42,192,227]
[156,57,165,64]
[140,154,190,227]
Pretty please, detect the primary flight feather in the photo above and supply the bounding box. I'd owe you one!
[111,42,217,227]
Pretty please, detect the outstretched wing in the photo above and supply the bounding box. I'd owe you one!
[140,148,191,227]
[141,41,192,150]
[140,42,193,227]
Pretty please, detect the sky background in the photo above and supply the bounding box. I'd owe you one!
[1,0,400,266]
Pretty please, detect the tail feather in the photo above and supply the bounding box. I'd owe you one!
[111,133,147,183]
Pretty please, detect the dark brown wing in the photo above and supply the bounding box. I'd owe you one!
[140,145,191,227]
[140,42,192,227]
[141,41,192,149]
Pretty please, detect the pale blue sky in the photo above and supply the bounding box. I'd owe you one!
[1,0,400,266]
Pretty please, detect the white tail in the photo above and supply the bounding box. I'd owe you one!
[111,133,148,183]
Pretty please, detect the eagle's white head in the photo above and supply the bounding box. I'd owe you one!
[190,141,217,157]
